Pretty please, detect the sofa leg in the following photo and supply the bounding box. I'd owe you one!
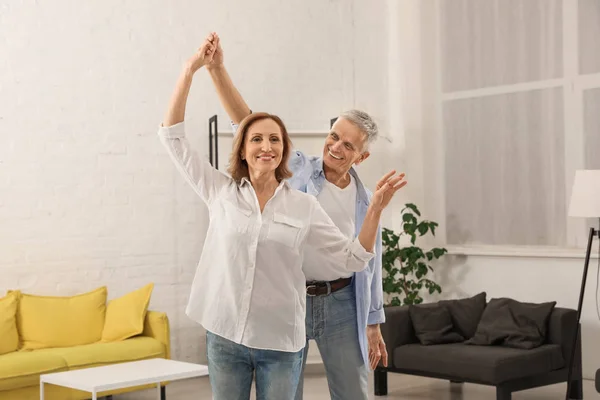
[496,386,511,400]
[374,368,388,396]
[568,379,583,399]
[161,385,166,400]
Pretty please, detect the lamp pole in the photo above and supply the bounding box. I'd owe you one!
[565,221,598,400]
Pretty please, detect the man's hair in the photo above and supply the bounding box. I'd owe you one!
[338,109,378,151]
[228,112,293,183]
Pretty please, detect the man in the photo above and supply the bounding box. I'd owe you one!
[204,32,405,399]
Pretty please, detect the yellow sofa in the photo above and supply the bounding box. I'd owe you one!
[0,284,171,400]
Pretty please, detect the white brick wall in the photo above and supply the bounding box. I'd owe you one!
[0,0,392,363]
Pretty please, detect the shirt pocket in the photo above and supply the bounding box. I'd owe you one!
[220,199,252,234]
[267,212,303,249]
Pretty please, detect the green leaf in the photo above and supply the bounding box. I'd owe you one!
[383,281,396,293]
[417,262,428,277]
[432,248,448,258]
[403,223,415,235]
[382,228,401,247]
[417,222,429,236]
[382,228,391,242]
[428,222,438,236]
[403,203,421,217]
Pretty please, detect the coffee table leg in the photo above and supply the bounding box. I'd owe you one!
[156,383,161,400]
[92,389,97,400]
[40,381,44,400]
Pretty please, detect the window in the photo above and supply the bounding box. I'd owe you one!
[436,0,597,248]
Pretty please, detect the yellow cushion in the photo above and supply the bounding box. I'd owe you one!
[143,311,171,359]
[41,336,165,369]
[16,286,107,350]
[0,292,19,355]
[101,283,154,342]
[0,350,67,391]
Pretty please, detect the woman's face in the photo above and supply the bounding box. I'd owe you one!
[241,118,284,177]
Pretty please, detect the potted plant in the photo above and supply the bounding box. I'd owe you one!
[381,203,447,306]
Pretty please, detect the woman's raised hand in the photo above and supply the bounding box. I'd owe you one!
[185,38,217,74]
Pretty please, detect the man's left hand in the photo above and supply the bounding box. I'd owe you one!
[367,324,388,370]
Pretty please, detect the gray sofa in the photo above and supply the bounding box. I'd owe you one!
[374,293,583,400]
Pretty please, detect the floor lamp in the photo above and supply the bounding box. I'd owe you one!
[565,169,600,399]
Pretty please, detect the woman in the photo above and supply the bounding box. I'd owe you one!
[158,39,404,400]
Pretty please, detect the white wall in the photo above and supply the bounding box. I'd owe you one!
[0,0,392,364]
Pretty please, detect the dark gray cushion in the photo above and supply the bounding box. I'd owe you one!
[439,292,487,339]
[393,343,564,384]
[466,298,556,349]
[409,303,465,345]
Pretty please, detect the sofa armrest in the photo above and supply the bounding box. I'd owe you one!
[380,305,417,368]
[143,311,171,360]
[546,307,581,375]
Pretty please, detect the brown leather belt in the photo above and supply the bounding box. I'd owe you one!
[306,277,352,297]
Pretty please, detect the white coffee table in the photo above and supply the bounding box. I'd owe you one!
[40,358,209,400]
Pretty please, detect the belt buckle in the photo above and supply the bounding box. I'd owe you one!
[306,282,332,297]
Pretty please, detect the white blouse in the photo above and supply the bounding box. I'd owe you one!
[158,122,374,352]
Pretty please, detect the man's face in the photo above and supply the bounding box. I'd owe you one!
[322,117,370,174]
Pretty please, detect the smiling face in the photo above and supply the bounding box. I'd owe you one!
[322,117,370,174]
[241,118,284,177]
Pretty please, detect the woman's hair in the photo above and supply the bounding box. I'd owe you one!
[228,112,293,183]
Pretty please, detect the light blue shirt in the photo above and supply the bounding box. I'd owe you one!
[287,150,385,365]
[230,121,385,365]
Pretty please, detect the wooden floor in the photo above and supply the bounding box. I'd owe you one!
[118,370,600,399]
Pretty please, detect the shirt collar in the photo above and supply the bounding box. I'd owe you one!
[239,176,290,191]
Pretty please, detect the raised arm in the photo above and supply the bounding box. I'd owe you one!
[158,38,232,205]
[305,171,406,274]
[205,32,252,124]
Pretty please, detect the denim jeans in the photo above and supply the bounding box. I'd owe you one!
[295,281,369,400]
[206,331,304,400]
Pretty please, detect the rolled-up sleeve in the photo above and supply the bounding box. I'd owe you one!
[304,197,374,274]
[158,122,232,204]
[367,226,386,325]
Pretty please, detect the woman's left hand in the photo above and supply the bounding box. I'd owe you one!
[371,170,406,212]
[185,38,217,74]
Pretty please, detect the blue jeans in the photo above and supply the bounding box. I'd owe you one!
[295,282,369,400]
[206,331,304,400]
